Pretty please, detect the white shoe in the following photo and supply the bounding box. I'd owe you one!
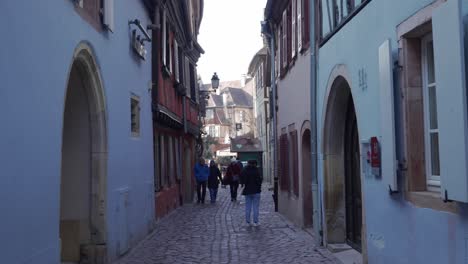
[253,222,259,227]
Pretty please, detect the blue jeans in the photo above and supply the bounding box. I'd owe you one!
[209,188,218,203]
[245,193,261,223]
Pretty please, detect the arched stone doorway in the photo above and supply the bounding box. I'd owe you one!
[322,74,362,252]
[60,43,107,263]
[302,127,313,228]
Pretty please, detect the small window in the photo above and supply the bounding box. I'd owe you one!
[131,95,140,137]
[206,109,214,119]
[209,126,216,137]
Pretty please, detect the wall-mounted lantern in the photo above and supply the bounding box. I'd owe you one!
[128,19,152,60]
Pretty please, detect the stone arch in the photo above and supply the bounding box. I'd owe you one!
[321,64,363,252]
[60,42,108,262]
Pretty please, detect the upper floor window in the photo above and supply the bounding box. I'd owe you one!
[209,126,216,137]
[74,0,114,31]
[206,109,214,119]
[319,0,370,42]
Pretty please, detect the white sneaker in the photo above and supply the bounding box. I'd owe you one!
[253,222,259,227]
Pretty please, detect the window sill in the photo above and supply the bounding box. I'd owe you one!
[406,191,458,214]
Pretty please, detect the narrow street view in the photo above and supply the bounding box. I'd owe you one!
[3,0,468,263]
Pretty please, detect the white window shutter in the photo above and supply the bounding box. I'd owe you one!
[162,10,167,67]
[103,0,114,32]
[378,39,397,192]
[282,10,287,66]
[298,0,302,51]
[292,0,297,58]
[174,40,179,82]
[433,0,468,202]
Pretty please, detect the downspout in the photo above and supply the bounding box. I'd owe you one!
[262,19,278,212]
[270,24,278,212]
[309,0,322,244]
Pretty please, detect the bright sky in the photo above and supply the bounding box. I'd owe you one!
[198,0,267,83]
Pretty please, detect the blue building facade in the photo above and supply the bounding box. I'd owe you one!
[316,0,468,263]
[0,1,156,263]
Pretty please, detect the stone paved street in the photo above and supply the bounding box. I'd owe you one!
[114,187,340,264]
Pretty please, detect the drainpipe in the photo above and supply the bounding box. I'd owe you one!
[309,0,322,244]
[261,19,278,212]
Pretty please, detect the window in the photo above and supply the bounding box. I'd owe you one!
[290,130,299,196]
[292,0,297,58]
[162,9,167,67]
[239,111,245,122]
[185,57,191,97]
[174,40,179,82]
[154,132,161,191]
[189,64,196,99]
[399,0,468,207]
[131,95,140,137]
[279,133,290,191]
[75,0,101,30]
[422,34,440,191]
[206,109,214,119]
[168,136,174,185]
[209,126,216,137]
[282,10,287,69]
[298,0,303,51]
[178,47,185,86]
[175,137,181,180]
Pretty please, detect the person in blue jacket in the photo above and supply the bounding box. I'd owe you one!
[194,158,210,204]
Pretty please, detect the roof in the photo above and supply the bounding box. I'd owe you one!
[248,47,268,75]
[230,137,263,152]
[208,94,223,107]
[202,80,242,92]
[221,87,253,107]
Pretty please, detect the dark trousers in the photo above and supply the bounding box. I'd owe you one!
[209,188,219,203]
[230,181,239,200]
[197,181,207,203]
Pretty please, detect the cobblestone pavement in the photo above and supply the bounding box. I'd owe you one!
[114,186,340,264]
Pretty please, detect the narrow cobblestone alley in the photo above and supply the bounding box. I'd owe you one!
[114,187,340,264]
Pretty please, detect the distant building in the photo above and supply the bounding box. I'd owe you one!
[248,46,272,184]
[203,81,256,154]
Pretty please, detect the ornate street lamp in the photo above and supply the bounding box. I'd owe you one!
[211,72,220,91]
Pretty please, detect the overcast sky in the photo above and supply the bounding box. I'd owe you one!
[198,0,267,84]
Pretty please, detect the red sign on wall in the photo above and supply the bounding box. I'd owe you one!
[370,137,380,168]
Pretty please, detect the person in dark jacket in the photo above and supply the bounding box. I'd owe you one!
[225,157,242,201]
[240,160,263,226]
[208,160,223,203]
[194,158,209,204]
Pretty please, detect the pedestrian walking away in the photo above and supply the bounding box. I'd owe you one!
[194,158,209,204]
[208,160,223,203]
[225,157,242,201]
[240,160,263,226]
